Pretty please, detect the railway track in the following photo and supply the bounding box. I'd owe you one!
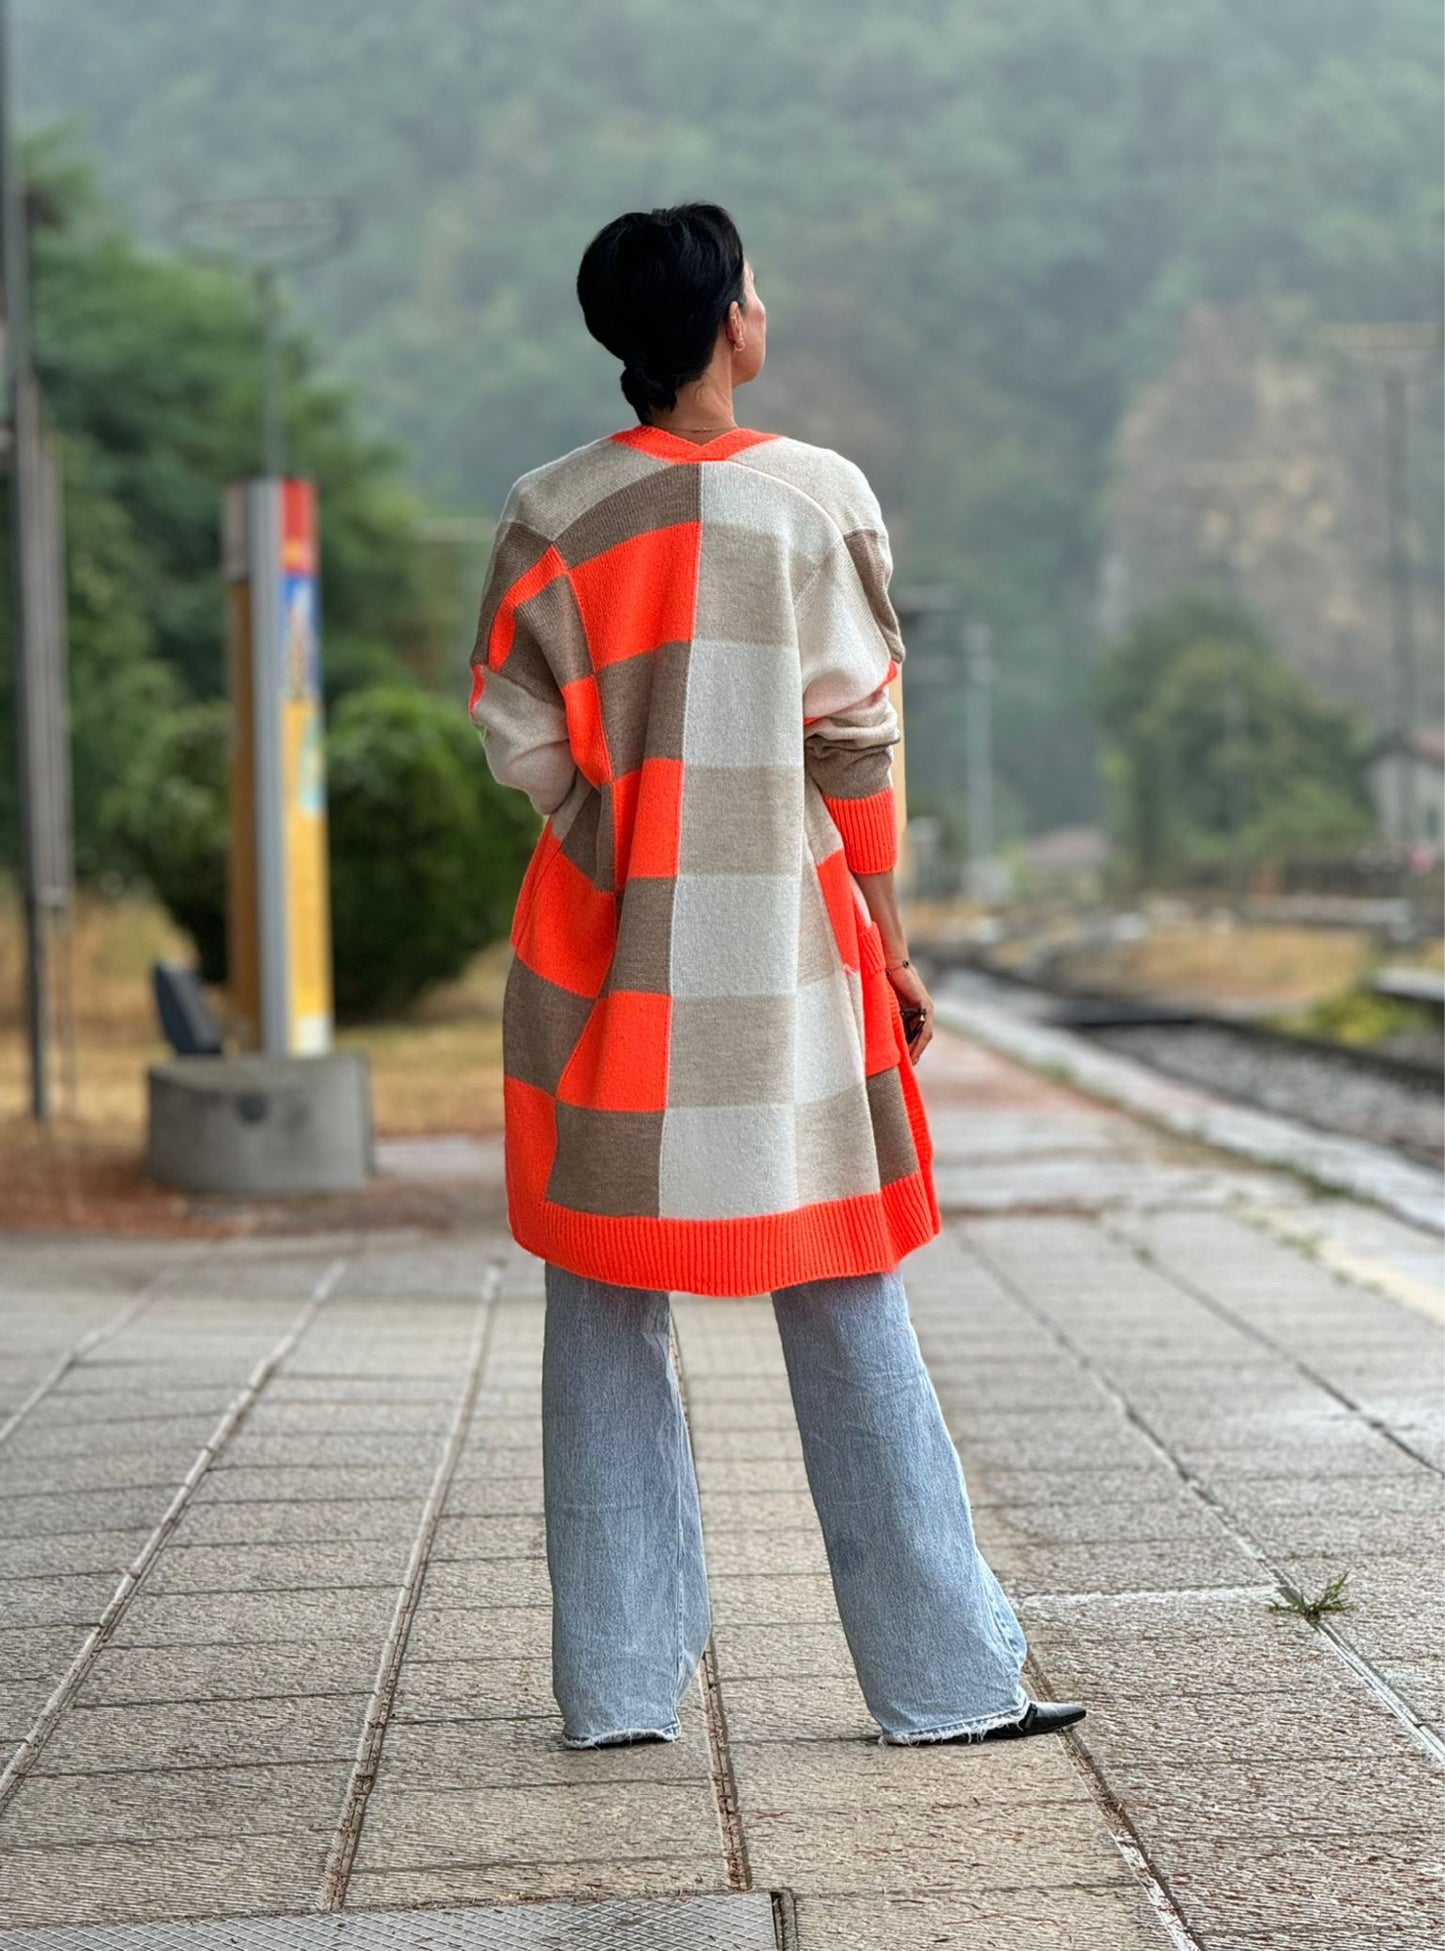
[919,949,1444,1170]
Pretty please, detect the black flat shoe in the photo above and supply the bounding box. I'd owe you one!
[974,1698,1085,1742]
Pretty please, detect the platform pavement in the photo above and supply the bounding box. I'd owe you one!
[0,1028,1441,1948]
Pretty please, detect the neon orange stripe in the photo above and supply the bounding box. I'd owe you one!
[508,1169,940,1299]
[823,784,899,873]
[490,545,569,668]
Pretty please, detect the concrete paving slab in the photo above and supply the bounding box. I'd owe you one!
[0,1450,208,1496]
[351,1777,722,1873]
[976,1493,1235,1550]
[373,1714,714,1789]
[1081,1751,1444,1836]
[708,1622,853,1679]
[706,1675,876,1744]
[790,1882,1166,1951]
[441,1446,546,1480]
[995,1536,1266,1596]
[191,1466,438,1504]
[108,1588,400,1647]
[442,1477,546,1517]
[3,1415,223,1459]
[72,1639,384,1706]
[1196,1934,1442,1951]
[171,1498,426,1547]
[0,1836,336,1931]
[743,1801,1129,1890]
[261,1374,463,1401]
[726,1731,1080,1811]
[703,1528,831,1578]
[1073,1684,1425,1770]
[0,1758,356,1848]
[415,1561,556,1609]
[341,1857,728,1910]
[1,1681,56,1739]
[1015,1600,1342,1699]
[404,1606,552,1664]
[0,1573,126,1629]
[1142,1830,1441,1934]
[391,1656,556,1723]
[701,1573,840,1626]
[0,1625,89,1682]
[1376,1658,1445,1723]
[428,1515,549,1559]
[214,1432,450,1471]
[31,1693,372,1774]
[144,1539,414,1594]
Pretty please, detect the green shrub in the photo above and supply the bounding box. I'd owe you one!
[102,698,231,984]
[104,682,539,1018]
[326,682,537,1018]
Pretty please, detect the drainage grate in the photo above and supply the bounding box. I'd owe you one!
[0,1894,787,1950]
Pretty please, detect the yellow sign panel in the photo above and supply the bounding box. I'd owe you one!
[224,478,334,1056]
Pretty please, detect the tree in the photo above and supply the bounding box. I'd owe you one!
[1095,590,1375,881]
[0,134,458,878]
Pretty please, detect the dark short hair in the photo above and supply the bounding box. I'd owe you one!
[576,203,747,422]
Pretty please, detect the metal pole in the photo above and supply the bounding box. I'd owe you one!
[963,618,995,902]
[0,0,48,1121]
[1224,671,1249,898]
[249,481,291,1055]
[1383,368,1418,844]
[257,264,283,479]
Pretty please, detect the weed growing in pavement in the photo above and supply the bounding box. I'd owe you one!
[1269,1569,1355,1624]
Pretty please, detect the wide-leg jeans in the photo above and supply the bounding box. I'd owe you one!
[541,1260,1030,1747]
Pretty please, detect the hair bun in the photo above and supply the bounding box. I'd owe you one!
[618,354,674,416]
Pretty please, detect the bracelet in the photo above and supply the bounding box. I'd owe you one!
[884,957,911,973]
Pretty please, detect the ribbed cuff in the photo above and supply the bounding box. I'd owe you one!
[824,784,899,874]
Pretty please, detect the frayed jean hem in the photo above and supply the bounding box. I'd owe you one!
[561,1717,683,1749]
[876,1684,1030,1746]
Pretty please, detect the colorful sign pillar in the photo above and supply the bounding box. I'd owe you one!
[223,478,334,1056]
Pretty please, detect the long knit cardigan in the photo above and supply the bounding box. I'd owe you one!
[468,421,941,1296]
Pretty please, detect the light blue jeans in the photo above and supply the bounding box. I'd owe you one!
[541,1260,1030,1747]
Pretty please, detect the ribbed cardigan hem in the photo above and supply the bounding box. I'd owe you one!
[823,784,899,874]
[508,1168,942,1299]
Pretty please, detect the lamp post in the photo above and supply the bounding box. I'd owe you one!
[175,197,352,480]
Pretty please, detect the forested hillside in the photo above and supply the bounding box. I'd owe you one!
[13,0,1442,828]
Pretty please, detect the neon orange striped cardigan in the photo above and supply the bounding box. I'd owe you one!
[468,421,940,1296]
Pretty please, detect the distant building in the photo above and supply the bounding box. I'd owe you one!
[1366,728,1445,846]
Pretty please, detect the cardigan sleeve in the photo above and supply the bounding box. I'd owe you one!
[797,496,906,875]
[467,497,579,820]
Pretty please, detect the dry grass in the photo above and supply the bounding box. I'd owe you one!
[1058,917,1376,1009]
[334,950,508,1136]
[0,884,509,1232]
[0,882,509,1137]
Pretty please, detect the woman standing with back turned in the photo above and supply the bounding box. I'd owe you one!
[468,203,1085,1750]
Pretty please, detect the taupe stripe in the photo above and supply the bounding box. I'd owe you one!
[555,461,702,570]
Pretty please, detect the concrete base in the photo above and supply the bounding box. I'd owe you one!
[146,1052,374,1196]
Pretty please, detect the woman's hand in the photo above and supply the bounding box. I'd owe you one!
[887,959,934,1065]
